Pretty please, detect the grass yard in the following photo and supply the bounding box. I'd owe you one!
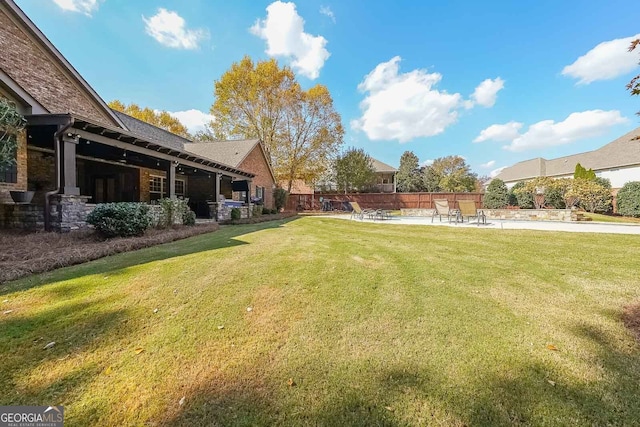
[583,212,640,224]
[1,217,640,426]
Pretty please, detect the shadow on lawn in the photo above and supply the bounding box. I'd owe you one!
[0,217,299,296]
[159,321,640,426]
[0,298,131,406]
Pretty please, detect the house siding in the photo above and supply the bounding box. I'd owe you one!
[0,5,114,126]
[238,147,275,209]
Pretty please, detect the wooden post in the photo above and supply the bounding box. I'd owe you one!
[61,134,79,195]
[166,162,176,199]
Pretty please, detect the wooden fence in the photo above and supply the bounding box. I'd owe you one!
[285,192,484,211]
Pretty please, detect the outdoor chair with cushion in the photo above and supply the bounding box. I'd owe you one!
[457,200,486,226]
[432,199,458,223]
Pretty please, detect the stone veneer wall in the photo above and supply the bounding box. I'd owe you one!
[0,203,43,230]
[401,208,575,222]
[49,194,92,232]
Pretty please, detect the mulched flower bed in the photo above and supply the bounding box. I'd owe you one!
[0,224,220,284]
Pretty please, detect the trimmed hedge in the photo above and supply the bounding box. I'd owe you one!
[617,181,640,217]
[87,202,151,238]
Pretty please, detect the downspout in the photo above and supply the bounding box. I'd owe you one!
[44,117,74,231]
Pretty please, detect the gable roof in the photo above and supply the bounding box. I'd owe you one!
[2,0,126,129]
[371,158,397,173]
[112,110,191,152]
[495,127,640,182]
[184,139,277,182]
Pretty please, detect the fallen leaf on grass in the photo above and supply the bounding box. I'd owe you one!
[153,308,158,314]
[43,342,55,350]
[246,307,253,312]
[3,310,13,315]
[546,344,559,351]
[385,406,395,412]
[134,347,144,355]
[547,380,556,386]
[104,366,113,376]
[287,378,295,387]
[179,396,185,406]
[217,325,224,330]
[2,299,8,303]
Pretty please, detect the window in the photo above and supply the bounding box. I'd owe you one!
[256,186,264,199]
[149,175,186,198]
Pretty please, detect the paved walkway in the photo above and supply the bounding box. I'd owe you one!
[321,214,640,235]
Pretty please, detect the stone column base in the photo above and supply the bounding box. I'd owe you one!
[49,194,91,232]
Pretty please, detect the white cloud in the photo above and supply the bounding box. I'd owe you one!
[562,34,640,84]
[480,160,496,168]
[421,159,434,167]
[503,110,628,152]
[471,77,505,107]
[166,109,215,134]
[319,5,335,23]
[490,166,507,178]
[52,0,99,16]
[250,1,330,79]
[351,56,463,143]
[474,121,523,143]
[143,8,208,50]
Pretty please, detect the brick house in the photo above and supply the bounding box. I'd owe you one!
[0,0,258,231]
[185,140,276,209]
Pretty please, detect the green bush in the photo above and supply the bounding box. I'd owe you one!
[510,181,534,209]
[271,208,278,215]
[230,207,241,220]
[253,205,263,217]
[262,207,271,215]
[87,202,151,238]
[274,188,288,211]
[483,178,509,209]
[616,181,640,217]
[544,187,566,209]
[183,210,196,226]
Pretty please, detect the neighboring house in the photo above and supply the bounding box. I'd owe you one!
[184,139,276,209]
[0,0,255,231]
[371,158,397,193]
[495,127,640,189]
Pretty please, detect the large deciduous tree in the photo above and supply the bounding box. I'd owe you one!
[628,38,640,116]
[396,151,422,192]
[210,56,344,192]
[109,101,191,138]
[334,147,376,193]
[422,155,477,192]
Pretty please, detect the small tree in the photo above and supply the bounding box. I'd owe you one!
[510,181,533,208]
[483,178,509,209]
[334,147,376,192]
[566,179,611,213]
[616,181,640,217]
[514,177,558,209]
[574,163,596,180]
[273,188,288,212]
[396,151,422,192]
[0,98,27,171]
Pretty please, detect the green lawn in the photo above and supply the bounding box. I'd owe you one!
[583,212,640,224]
[1,217,640,426]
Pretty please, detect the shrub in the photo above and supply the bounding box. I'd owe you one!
[271,208,277,215]
[545,187,566,209]
[617,181,640,217]
[594,177,612,190]
[274,188,288,211]
[87,202,151,238]
[566,179,612,213]
[483,178,509,209]
[262,207,271,215]
[253,205,263,217]
[510,181,534,209]
[230,207,241,220]
[183,210,196,226]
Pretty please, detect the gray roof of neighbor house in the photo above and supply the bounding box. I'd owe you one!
[184,139,277,182]
[371,158,397,173]
[495,127,640,182]
[112,110,191,152]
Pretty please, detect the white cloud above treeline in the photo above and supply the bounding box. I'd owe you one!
[474,110,628,152]
[351,56,504,143]
[165,109,215,134]
[562,34,640,84]
[251,1,330,79]
[143,8,208,50]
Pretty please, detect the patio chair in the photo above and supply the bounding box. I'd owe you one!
[349,202,373,220]
[371,209,392,221]
[432,199,457,223]
[457,200,486,226]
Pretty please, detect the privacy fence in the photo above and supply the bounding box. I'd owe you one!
[286,192,484,211]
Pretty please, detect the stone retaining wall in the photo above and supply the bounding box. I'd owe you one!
[49,195,92,232]
[401,208,575,222]
[0,203,44,230]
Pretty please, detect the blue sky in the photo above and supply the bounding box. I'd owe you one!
[15,0,640,176]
